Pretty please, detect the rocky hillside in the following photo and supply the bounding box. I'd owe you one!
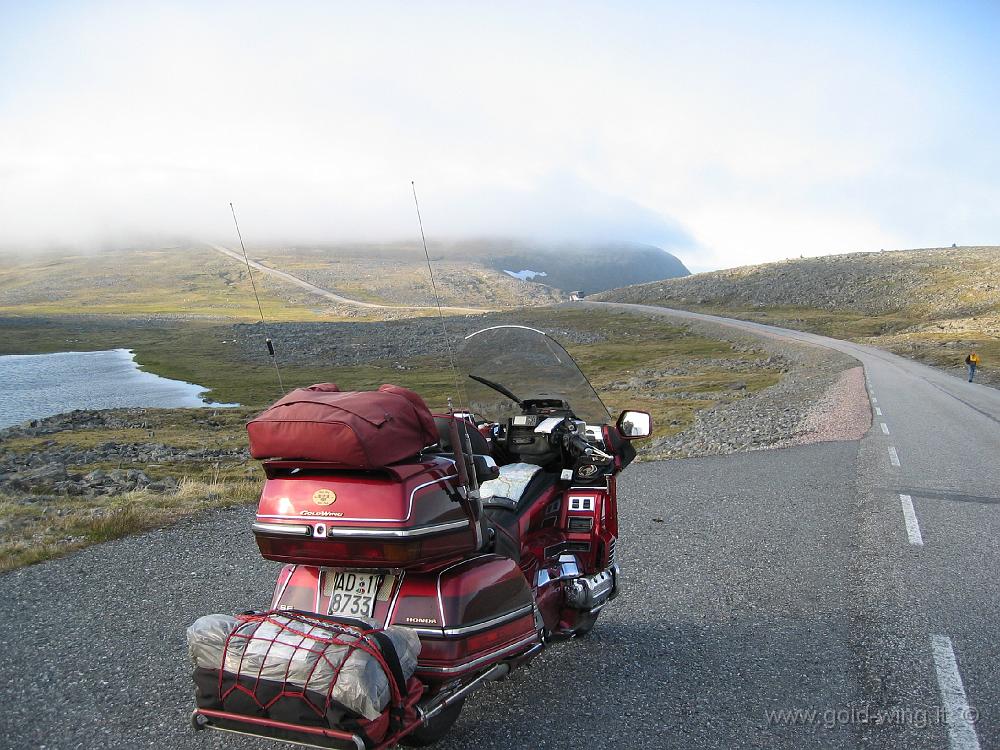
[597,246,1000,387]
[597,246,1000,319]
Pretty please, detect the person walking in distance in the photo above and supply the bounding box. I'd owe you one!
[965,351,981,382]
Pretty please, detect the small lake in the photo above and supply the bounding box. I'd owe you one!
[0,349,237,429]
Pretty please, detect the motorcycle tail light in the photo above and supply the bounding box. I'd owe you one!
[463,620,529,653]
[255,531,470,568]
[383,541,422,564]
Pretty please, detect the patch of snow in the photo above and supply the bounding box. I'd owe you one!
[503,269,548,281]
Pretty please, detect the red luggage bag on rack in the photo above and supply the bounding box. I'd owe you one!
[247,383,438,469]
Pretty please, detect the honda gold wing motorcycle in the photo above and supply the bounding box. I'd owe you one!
[187,324,651,749]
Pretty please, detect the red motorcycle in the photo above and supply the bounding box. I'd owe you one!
[189,324,651,748]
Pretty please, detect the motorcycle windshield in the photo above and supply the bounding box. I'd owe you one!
[457,325,611,425]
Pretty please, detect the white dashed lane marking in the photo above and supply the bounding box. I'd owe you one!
[881,423,890,435]
[888,446,901,467]
[930,635,981,750]
[899,494,924,545]
[875,407,882,416]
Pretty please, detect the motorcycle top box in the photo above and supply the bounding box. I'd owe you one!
[248,381,481,568]
[253,457,478,568]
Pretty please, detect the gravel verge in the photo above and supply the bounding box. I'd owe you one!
[633,312,866,458]
[775,366,871,447]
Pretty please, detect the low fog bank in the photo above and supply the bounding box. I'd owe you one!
[0,163,714,268]
[0,235,692,270]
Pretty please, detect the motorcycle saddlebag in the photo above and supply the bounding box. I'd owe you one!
[188,610,422,744]
[247,383,438,469]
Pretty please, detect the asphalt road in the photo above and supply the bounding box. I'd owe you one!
[2,305,998,749]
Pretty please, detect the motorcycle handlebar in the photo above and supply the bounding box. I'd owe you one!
[567,433,614,462]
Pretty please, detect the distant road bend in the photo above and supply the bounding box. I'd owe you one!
[209,244,490,314]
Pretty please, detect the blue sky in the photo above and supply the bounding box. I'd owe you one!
[1,0,998,270]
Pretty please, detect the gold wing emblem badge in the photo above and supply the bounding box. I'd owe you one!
[312,489,337,506]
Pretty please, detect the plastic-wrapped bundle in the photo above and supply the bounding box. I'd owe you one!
[187,611,421,722]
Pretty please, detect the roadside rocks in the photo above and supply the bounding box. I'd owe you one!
[230,313,607,367]
[607,356,783,395]
[0,410,248,498]
[3,409,157,439]
[14,462,68,484]
[2,462,161,497]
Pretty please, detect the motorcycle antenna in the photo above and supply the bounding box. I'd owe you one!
[229,201,285,396]
[410,181,468,406]
[411,181,479,497]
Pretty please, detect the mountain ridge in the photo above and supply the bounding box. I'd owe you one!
[265,238,690,298]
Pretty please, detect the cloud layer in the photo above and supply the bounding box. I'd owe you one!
[1,1,997,270]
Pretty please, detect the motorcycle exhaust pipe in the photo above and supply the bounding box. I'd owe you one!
[419,663,510,722]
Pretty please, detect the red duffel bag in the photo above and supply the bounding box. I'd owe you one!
[247,383,439,468]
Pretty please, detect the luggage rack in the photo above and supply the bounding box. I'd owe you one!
[193,708,368,750]
[193,676,426,750]
[261,460,394,479]
[191,668,516,750]
[193,660,517,750]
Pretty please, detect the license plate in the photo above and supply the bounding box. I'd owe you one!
[323,570,390,619]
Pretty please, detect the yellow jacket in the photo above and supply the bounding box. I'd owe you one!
[968,353,981,365]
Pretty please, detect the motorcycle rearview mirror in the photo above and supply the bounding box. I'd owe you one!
[616,410,652,439]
